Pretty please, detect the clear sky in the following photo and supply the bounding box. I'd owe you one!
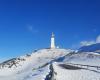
[0,0,100,58]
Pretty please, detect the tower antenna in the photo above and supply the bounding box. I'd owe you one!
[51,32,56,49]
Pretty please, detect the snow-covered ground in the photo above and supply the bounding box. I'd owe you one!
[63,52,100,66]
[0,49,72,80]
[53,62,100,80]
[0,48,100,80]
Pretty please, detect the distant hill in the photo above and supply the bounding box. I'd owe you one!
[78,43,100,53]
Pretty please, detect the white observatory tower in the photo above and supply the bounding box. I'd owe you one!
[51,32,56,49]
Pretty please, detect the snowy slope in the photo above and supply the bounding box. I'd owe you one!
[0,48,100,80]
[63,52,100,66]
[53,62,100,80]
[0,48,72,80]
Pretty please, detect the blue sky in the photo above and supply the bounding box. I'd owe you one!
[0,0,100,58]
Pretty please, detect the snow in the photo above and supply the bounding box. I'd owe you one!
[0,48,72,80]
[63,52,100,66]
[53,62,100,80]
[0,48,100,80]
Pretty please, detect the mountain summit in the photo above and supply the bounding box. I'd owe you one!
[0,49,72,80]
[0,32,100,80]
[0,48,100,80]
